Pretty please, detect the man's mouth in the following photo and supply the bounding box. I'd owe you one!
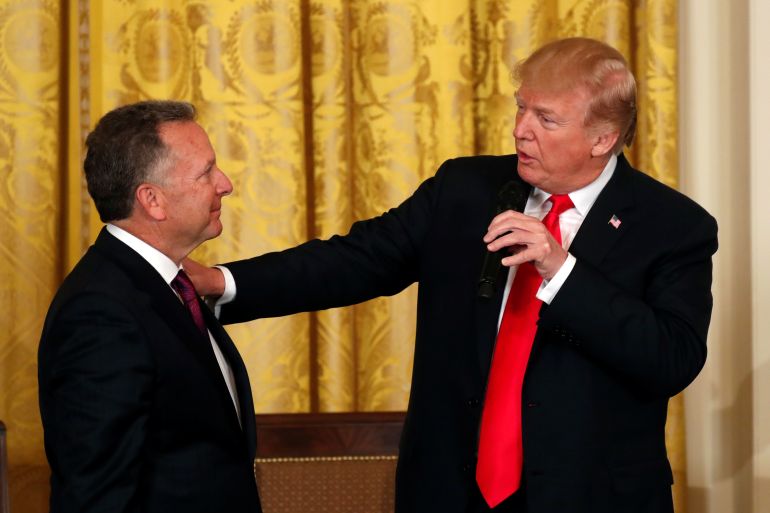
[517,150,534,163]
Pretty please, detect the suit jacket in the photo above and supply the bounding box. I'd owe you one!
[221,154,717,513]
[38,229,261,513]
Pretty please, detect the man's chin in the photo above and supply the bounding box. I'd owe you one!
[516,163,542,187]
[517,160,534,176]
[203,221,224,241]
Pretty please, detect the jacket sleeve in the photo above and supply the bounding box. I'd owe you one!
[40,293,153,513]
[540,212,718,397]
[220,164,446,325]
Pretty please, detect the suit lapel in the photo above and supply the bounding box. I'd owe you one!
[567,154,637,266]
[201,305,257,458]
[476,278,507,382]
[92,229,251,443]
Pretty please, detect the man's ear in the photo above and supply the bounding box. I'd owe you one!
[135,183,167,221]
[591,129,620,157]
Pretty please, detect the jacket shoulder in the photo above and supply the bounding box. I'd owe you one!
[436,154,517,178]
[621,158,716,226]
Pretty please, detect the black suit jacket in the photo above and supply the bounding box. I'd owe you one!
[38,229,261,513]
[221,154,717,513]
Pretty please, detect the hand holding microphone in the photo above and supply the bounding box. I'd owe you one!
[477,180,530,298]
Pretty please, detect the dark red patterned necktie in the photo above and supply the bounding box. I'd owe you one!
[171,269,208,336]
[476,194,574,507]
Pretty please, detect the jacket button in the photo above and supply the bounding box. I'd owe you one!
[526,401,540,408]
[467,397,480,407]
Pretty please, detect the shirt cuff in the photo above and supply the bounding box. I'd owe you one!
[211,265,236,318]
[536,253,576,304]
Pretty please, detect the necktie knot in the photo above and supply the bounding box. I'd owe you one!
[542,194,574,243]
[172,269,199,304]
[546,194,574,219]
[171,269,207,336]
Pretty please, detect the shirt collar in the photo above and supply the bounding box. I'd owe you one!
[528,153,617,216]
[105,224,181,285]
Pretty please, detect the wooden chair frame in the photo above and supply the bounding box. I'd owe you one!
[255,411,404,458]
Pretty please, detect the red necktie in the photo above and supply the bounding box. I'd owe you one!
[476,194,574,507]
[171,269,208,336]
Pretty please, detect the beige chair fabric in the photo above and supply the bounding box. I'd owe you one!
[255,455,396,513]
[253,412,404,513]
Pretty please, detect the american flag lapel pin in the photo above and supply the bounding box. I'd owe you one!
[608,214,622,229]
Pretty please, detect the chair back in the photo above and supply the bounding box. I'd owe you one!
[254,411,404,513]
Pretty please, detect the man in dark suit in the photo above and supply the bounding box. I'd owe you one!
[188,38,717,513]
[38,101,261,513]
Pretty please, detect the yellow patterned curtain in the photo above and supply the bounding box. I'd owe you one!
[0,1,681,511]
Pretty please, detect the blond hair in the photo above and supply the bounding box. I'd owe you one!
[513,37,636,155]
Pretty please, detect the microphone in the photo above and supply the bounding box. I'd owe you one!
[477,180,529,299]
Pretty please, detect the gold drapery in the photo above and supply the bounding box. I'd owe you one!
[0,1,682,511]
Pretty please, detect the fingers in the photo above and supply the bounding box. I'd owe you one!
[499,240,548,266]
[483,210,567,279]
[483,210,545,250]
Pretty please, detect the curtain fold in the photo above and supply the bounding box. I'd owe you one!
[0,1,682,511]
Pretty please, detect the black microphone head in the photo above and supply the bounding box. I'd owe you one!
[497,180,529,213]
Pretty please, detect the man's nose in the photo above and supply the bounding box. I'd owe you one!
[217,169,234,196]
[513,114,530,140]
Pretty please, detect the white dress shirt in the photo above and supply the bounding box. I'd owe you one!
[105,224,242,424]
[496,154,617,329]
